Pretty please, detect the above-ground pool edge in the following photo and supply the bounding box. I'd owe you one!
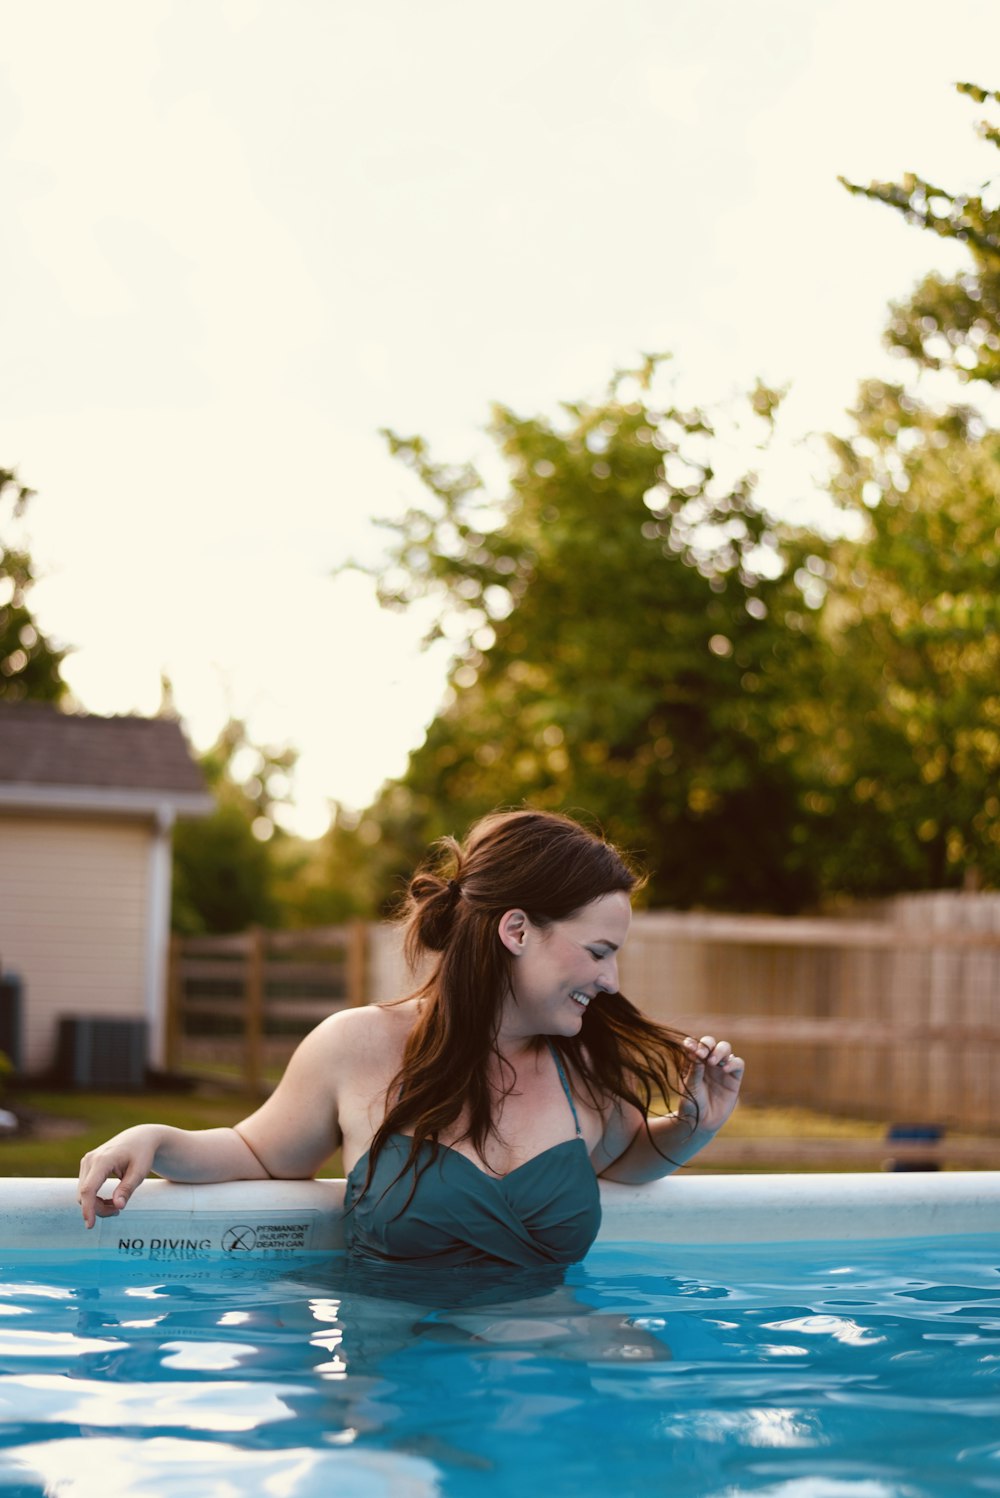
[0,1172,997,1260]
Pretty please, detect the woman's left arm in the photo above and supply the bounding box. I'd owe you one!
[598,1035,745,1184]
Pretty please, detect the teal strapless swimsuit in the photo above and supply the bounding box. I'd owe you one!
[343,1043,602,1268]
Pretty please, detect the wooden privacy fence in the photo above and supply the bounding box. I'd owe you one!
[618,894,1000,1141]
[166,923,366,1092]
[166,897,1000,1154]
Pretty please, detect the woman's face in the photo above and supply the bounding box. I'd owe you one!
[499,890,632,1043]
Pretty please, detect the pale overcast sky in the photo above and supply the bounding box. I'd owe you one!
[2,1,998,834]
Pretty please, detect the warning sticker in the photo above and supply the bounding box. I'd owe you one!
[116,1234,214,1262]
[109,1213,320,1259]
[222,1222,311,1253]
[222,1225,257,1252]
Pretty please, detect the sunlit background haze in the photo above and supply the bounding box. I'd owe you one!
[3,0,998,835]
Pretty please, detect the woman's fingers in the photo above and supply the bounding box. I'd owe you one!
[78,1148,146,1229]
[78,1153,113,1230]
[684,1034,731,1066]
[90,1189,122,1222]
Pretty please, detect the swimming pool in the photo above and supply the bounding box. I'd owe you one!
[1,1174,997,1496]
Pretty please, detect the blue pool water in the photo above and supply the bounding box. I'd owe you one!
[0,1235,997,1497]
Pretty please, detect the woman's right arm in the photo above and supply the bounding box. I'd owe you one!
[77,1010,352,1228]
[77,1123,269,1228]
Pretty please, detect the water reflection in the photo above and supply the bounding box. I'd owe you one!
[313,1256,677,1371]
[0,1238,997,1496]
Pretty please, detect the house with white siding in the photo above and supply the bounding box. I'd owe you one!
[0,703,212,1079]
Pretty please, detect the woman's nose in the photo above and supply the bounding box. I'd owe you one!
[596,959,619,993]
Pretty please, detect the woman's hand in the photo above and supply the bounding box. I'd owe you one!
[77,1125,164,1230]
[597,1033,746,1182]
[678,1034,744,1138]
[77,1123,276,1229]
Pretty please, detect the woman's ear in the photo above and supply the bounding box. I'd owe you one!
[497,908,529,956]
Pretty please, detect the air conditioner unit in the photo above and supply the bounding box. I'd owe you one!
[56,1017,148,1090]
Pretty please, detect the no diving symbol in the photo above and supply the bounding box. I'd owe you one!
[222,1225,257,1252]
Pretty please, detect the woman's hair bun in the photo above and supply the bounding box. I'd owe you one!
[405,841,465,954]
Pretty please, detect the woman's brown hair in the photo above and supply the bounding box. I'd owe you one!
[356,809,693,1201]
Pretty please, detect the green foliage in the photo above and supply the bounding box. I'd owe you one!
[0,470,67,703]
[840,82,1000,387]
[343,78,1000,912]
[171,717,298,934]
[819,82,1000,893]
[165,80,1000,920]
[816,387,1000,893]
[171,802,277,934]
[356,361,826,911]
[268,808,385,927]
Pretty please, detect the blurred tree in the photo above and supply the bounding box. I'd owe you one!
[0,469,67,702]
[193,714,297,836]
[171,802,276,935]
[355,359,826,911]
[269,804,385,927]
[816,384,1000,893]
[840,82,1000,389]
[296,83,1000,918]
[820,83,1000,892]
[171,715,297,933]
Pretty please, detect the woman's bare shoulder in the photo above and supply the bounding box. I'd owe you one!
[305,999,419,1070]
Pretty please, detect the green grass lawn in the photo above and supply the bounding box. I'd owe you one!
[0,1083,889,1179]
[0,1084,345,1179]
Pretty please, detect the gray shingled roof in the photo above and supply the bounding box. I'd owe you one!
[0,702,209,796]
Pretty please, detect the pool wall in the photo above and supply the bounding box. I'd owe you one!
[0,1173,997,1262]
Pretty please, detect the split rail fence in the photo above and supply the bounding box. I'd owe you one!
[166,923,367,1095]
[166,894,1000,1168]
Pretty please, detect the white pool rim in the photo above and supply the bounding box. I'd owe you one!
[0,1173,997,1261]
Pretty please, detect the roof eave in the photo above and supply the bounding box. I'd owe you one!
[0,784,215,820]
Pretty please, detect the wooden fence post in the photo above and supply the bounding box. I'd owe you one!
[165,933,182,1075]
[245,926,265,1094]
[348,919,368,1006]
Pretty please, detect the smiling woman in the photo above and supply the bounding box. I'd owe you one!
[77,810,743,1269]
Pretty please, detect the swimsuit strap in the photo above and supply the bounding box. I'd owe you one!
[546,1040,582,1137]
